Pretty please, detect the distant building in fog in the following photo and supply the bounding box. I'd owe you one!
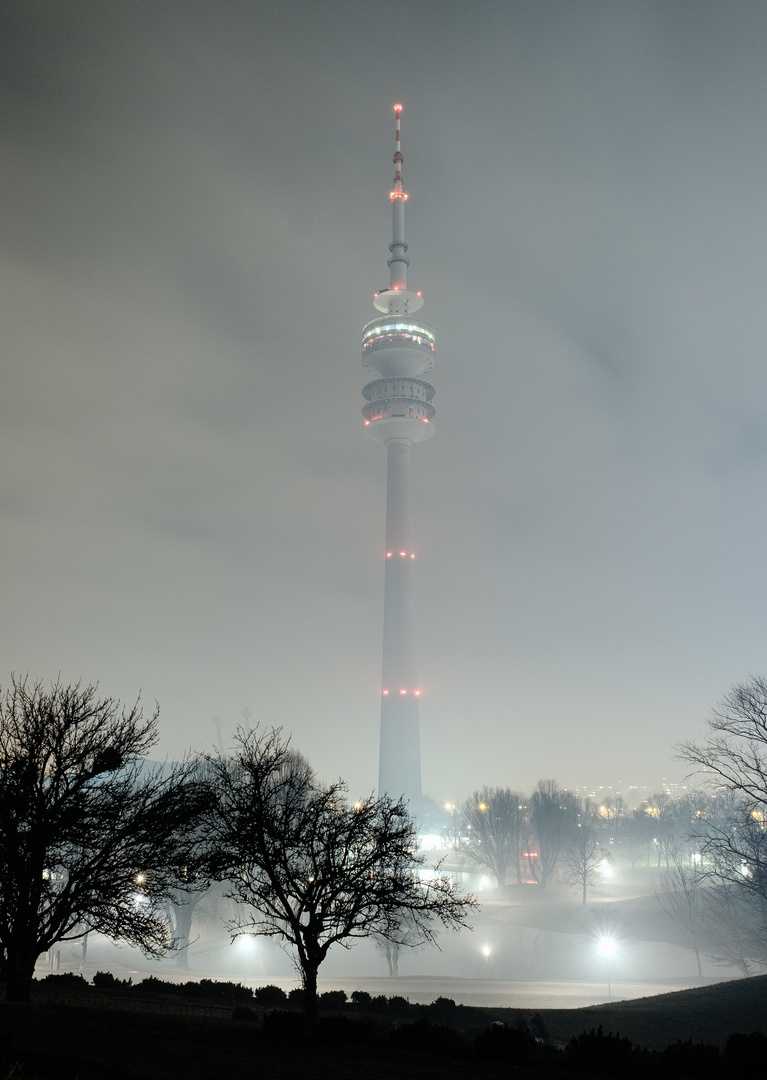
[361,105,436,809]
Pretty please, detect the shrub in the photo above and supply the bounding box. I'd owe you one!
[387,995,410,1015]
[40,973,89,990]
[427,997,458,1021]
[193,978,252,1004]
[92,971,132,989]
[567,1026,636,1074]
[656,1039,721,1077]
[725,1031,767,1070]
[473,1022,536,1063]
[253,984,289,1007]
[351,989,373,1008]
[133,976,177,995]
[288,987,305,1008]
[320,989,347,1009]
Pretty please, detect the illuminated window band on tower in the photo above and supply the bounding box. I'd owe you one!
[361,104,436,808]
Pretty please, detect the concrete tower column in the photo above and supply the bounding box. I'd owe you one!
[361,105,436,810]
[379,438,420,801]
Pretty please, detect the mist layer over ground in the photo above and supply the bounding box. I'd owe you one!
[39,857,743,1009]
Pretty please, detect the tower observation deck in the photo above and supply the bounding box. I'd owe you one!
[362,105,435,809]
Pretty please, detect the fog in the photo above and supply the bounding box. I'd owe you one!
[5,3,767,817]
[46,850,744,1008]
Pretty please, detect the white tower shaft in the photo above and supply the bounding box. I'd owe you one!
[361,105,436,809]
[379,439,421,801]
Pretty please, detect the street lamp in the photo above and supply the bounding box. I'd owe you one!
[598,936,616,997]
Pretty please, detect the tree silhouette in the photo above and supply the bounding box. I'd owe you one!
[461,786,526,888]
[529,780,579,889]
[0,676,208,1001]
[205,728,475,1030]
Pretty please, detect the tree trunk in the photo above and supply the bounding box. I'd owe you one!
[171,894,201,970]
[302,961,320,1034]
[3,953,38,1002]
[79,932,89,973]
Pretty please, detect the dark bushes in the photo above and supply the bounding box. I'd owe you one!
[566,1026,635,1074]
[92,971,132,989]
[40,973,89,990]
[725,1031,767,1070]
[253,984,288,1007]
[473,1022,536,1064]
[320,989,347,1009]
[655,1039,721,1077]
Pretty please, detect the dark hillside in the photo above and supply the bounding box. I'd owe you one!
[527,973,767,1049]
[1,975,765,1079]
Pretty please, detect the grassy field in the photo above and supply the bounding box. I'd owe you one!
[1,974,766,1079]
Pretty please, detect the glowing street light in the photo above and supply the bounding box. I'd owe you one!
[598,936,616,997]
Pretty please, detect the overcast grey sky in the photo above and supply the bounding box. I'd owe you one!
[3,0,767,803]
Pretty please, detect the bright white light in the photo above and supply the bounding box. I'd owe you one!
[598,937,616,957]
[482,945,491,959]
[600,859,613,878]
[237,935,255,951]
[479,876,490,890]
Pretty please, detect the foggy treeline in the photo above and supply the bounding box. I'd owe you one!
[4,674,767,1010]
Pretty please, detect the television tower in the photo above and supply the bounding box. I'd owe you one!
[362,104,436,808]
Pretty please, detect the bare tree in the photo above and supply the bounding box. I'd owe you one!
[563,801,611,905]
[165,887,208,970]
[654,848,708,977]
[600,795,629,844]
[701,876,767,974]
[678,676,767,912]
[529,780,580,889]
[373,908,424,976]
[0,676,209,1001]
[205,728,475,1031]
[461,787,527,889]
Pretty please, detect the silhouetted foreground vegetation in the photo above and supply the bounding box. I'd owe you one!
[2,973,767,1079]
